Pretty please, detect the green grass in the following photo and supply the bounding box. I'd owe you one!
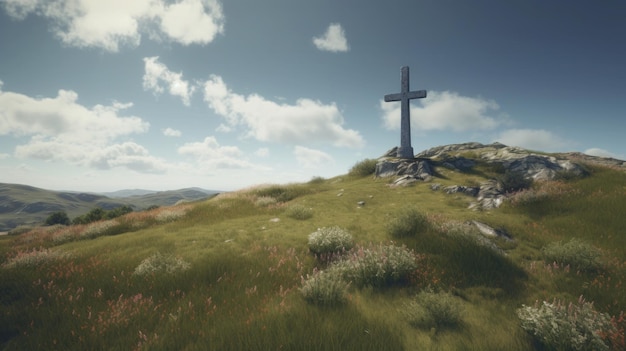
[1,162,625,350]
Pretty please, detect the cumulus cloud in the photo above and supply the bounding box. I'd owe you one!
[1,0,225,51]
[163,127,182,137]
[381,91,503,132]
[255,147,270,157]
[0,84,170,173]
[177,136,253,169]
[293,146,334,169]
[143,56,195,105]
[584,148,622,159]
[494,129,569,151]
[202,75,364,148]
[313,23,349,52]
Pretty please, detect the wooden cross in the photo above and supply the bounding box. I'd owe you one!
[384,66,427,158]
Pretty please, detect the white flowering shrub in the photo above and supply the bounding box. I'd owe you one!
[308,226,354,256]
[542,238,603,272]
[255,196,278,207]
[404,288,464,330]
[2,248,65,269]
[155,207,189,223]
[133,252,191,276]
[516,297,615,351]
[80,220,119,239]
[332,243,418,287]
[300,269,349,306]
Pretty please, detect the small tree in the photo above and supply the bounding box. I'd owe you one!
[45,211,70,226]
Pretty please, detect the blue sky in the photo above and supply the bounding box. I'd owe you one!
[1,0,624,192]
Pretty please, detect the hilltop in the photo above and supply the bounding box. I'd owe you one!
[1,142,625,350]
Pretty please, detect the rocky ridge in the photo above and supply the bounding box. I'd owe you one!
[375,142,623,210]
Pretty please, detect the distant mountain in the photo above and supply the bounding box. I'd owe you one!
[0,184,220,231]
[99,189,158,198]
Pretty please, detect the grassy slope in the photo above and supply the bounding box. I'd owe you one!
[1,163,625,350]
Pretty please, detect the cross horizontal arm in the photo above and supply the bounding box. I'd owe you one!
[384,90,427,102]
[407,90,427,99]
[384,93,402,102]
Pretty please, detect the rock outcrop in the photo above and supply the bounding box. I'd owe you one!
[375,141,622,210]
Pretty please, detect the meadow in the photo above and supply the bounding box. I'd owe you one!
[1,160,625,350]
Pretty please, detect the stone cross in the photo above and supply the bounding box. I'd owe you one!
[384,66,427,158]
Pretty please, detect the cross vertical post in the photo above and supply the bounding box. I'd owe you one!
[384,66,427,158]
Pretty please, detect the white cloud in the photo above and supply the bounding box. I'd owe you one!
[494,129,569,151]
[163,127,182,137]
[313,23,349,52]
[178,136,253,169]
[293,146,334,169]
[584,148,622,159]
[157,0,225,45]
[381,91,503,132]
[143,56,195,106]
[0,85,170,173]
[1,0,225,52]
[255,147,270,157]
[202,75,364,148]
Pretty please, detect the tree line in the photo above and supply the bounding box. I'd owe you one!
[44,205,137,226]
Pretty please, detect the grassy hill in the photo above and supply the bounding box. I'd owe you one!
[0,184,219,231]
[1,153,625,350]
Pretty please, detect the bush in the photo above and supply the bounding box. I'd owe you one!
[542,238,603,272]
[348,159,378,177]
[133,252,191,276]
[300,269,349,307]
[386,208,429,238]
[255,196,278,207]
[80,220,119,239]
[285,204,313,220]
[308,226,354,256]
[497,170,532,193]
[105,205,133,219]
[517,297,615,351]
[2,248,64,269]
[308,176,325,184]
[7,225,34,236]
[404,288,464,330]
[332,243,418,287]
[45,211,70,226]
[255,185,308,202]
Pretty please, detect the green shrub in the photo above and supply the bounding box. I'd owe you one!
[132,252,191,276]
[45,211,70,226]
[386,208,429,238]
[105,205,133,219]
[308,226,354,256]
[255,184,309,202]
[497,170,532,193]
[517,297,614,351]
[542,238,603,272]
[308,176,325,184]
[300,269,349,306]
[348,159,378,177]
[285,204,313,220]
[332,243,418,287]
[404,288,464,330]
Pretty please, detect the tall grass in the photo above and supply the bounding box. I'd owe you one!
[1,162,625,350]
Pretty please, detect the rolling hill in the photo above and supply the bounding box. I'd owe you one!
[0,184,219,231]
[1,143,624,350]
